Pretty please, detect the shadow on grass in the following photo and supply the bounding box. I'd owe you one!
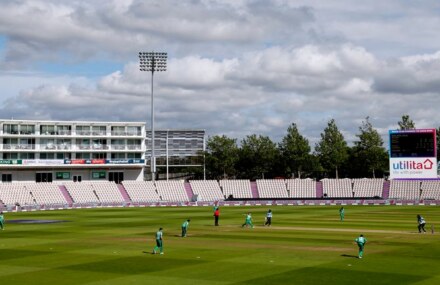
[341,254,358,258]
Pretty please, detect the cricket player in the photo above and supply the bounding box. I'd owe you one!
[242,213,254,228]
[0,212,4,230]
[355,234,367,259]
[153,228,164,254]
[339,207,345,221]
[181,219,190,237]
[264,209,272,226]
[417,215,426,233]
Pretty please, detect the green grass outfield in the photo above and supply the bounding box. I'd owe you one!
[1,205,439,285]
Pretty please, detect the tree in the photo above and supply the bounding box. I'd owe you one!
[353,117,389,178]
[398,114,415,130]
[315,119,348,178]
[205,135,238,179]
[279,123,311,178]
[237,134,279,179]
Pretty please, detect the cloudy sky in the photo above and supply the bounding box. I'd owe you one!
[1,0,440,147]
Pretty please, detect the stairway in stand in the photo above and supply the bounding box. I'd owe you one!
[250,181,259,198]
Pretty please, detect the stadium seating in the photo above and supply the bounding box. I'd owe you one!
[256,179,288,198]
[26,182,67,205]
[420,180,440,200]
[286,179,317,198]
[0,183,34,206]
[321,178,353,198]
[155,180,189,202]
[0,178,438,211]
[219,180,253,199]
[189,180,225,201]
[90,182,125,204]
[352,178,384,198]
[64,182,100,205]
[121,181,161,202]
[389,180,420,200]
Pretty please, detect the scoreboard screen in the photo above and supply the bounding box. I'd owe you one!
[389,129,436,158]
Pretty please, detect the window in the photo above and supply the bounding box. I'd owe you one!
[127,153,141,159]
[57,125,71,135]
[56,153,71,159]
[92,139,107,149]
[111,126,125,136]
[20,138,35,149]
[57,139,71,150]
[77,139,90,149]
[3,124,19,134]
[20,124,35,135]
[75,153,90,159]
[3,153,18,159]
[19,153,35,159]
[36,173,53,183]
[2,174,12,182]
[127,139,141,150]
[111,139,125,150]
[111,153,126,159]
[127,126,141,136]
[92,153,106,159]
[40,153,55,159]
[40,125,55,135]
[109,172,124,183]
[3,138,17,149]
[76,125,90,135]
[92,126,106,135]
[41,138,56,150]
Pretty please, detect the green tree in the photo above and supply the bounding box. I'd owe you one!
[315,119,348,178]
[398,114,415,130]
[279,123,311,178]
[205,135,238,179]
[237,134,279,179]
[353,117,389,178]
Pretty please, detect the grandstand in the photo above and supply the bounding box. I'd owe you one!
[353,178,384,198]
[421,180,440,200]
[220,179,253,199]
[189,180,224,201]
[1,178,440,212]
[286,179,316,198]
[121,180,160,202]
[321,178,353,198]
[256,179,288,198]
[389,180,421,200]
[155,180,189,202]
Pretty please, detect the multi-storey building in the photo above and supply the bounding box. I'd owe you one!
[0,119,145,183]
[0,120,206,183]
[146,129,206,180]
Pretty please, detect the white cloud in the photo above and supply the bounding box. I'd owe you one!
[1,0,440,148]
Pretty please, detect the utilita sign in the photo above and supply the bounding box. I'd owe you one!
[389,157,438,179]
[388,129,438,179]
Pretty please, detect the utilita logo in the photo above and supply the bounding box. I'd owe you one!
[392,159,434,170]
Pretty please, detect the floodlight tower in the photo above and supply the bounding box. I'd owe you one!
[139,52,167,182]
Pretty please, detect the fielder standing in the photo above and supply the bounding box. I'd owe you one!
[181,219,190,237]
[0,212,4,230]
[355,234,367,259]
[152,228,164,254]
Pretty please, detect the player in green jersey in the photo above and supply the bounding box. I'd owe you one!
[355,234,367,259]
[0,212,4,230]
[242,213,254,228]
[339,207,345,221]
[153,228,164,254]
[181,219,190,237]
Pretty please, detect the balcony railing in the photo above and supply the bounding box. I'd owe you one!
[2,144,35,150]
